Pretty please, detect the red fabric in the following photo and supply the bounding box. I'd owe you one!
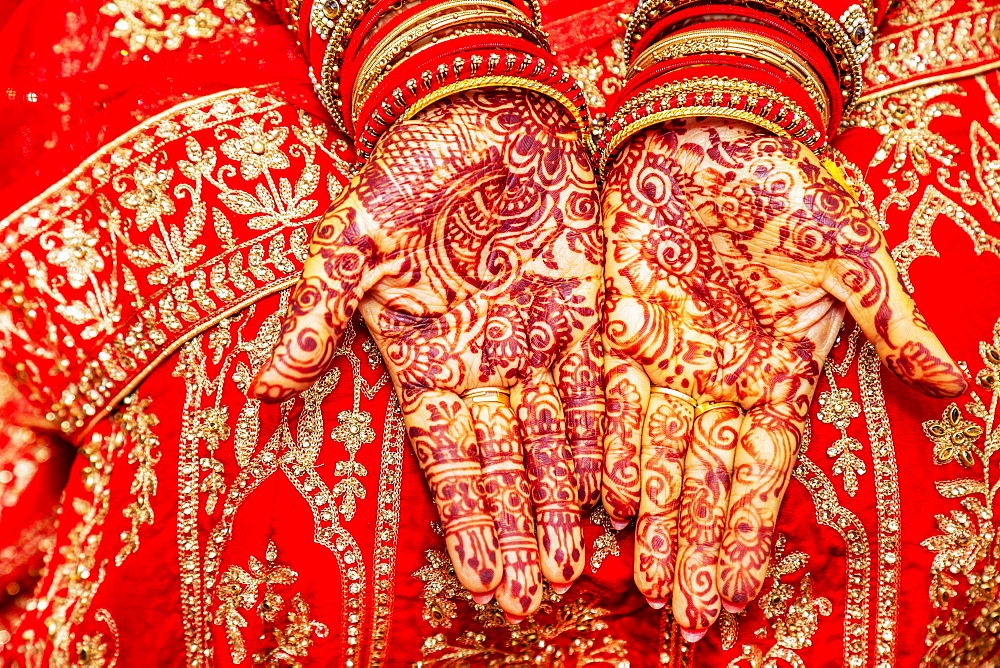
[1,0,1000,665]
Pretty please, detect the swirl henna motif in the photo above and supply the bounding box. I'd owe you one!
[251,90,603,616]
[601,117,965,639]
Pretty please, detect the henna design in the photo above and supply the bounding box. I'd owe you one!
[601,357,645,524]
[468,398,542,615]
[673,405,740,630]
[515,379,584,585]
[407,390,502,593]
[603,117,964,634]
[252,90,602,614]
[885,340,968,397]
[634,395,690,600]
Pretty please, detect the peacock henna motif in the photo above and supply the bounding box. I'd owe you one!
[251,89,602,616]
[602,117,965,636]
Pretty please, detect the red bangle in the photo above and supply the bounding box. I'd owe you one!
[355,41,586,160]
[596,61,826,174]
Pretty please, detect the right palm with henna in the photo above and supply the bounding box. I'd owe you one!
[601,118,965,634]
[251,90,604,617]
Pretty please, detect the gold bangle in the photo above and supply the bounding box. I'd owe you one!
[402,76,585,132]
[622,0,866,106]
[649,386,698,406]
[352,11,543,120]
[628,28,830,125]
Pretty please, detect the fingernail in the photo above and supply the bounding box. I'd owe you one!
[723,601,747,614]
[551,582,572,595]
[247,364,268,398]
[504,612,525,625]
[471,591,494,605]
[645,597,668,609]
[610,519,630,531]
[680,628,707,643]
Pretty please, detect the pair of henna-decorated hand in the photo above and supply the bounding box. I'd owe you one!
[249,90,966,638]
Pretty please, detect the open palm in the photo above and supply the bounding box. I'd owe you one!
[601,118,965,635]
[251,90,604,617]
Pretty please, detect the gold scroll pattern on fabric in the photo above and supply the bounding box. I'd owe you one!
[173,295,402,667]
[0,86,355,437]
[413,515,630,667]
[13,403,145,667]
[861,3,1000,100]
[920,317,1000,664]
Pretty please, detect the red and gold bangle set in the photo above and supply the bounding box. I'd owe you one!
[593,0,862,173]
[302,0,587,161]
[299,0,860,168]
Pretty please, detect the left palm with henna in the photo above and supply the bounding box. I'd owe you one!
[250,90,603,618]
[602,118,966,636]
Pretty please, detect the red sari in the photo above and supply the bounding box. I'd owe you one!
[1,0,999,665]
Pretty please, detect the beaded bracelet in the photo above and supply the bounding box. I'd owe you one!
[331,0,587,161]
[596,4,849,175]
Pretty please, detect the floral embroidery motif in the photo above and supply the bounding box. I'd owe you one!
[101,0,253,54]
[114,397,162,565]
[923,404,983,467]
[817,342,868,497]
[921,318,1000,664]
[415,549,472,628]
[214,541,300,663]
[727,536,832,667]
[329,410,373,522]
[252,595,330,667]
[417,598,627,667]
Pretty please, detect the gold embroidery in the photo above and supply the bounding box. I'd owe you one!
[252,594,330,666]
[817,332,868,497]
[100,0,253,54]
[792,418,872,664]
[1,88,353,437]
[921,317,1000,665]
[415,549,470,628]
[417,598,627,667]
[846,79,1000,292]
[862,7,1000,98]
[24,423,128,666]
[847,85,962,176]
[727,536,832,667]
[215,541,299,663]
[563,37,626,115]
[113,398,161,565]
[587,506,621,571]
[74,633,109,667]
[368,399,406,666]
[173,298,390,666]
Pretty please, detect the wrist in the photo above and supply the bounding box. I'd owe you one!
[299,0,588,161]
[596,1,874,175]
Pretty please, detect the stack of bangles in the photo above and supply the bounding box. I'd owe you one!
[299,0,588,161]
[594,0,874,177]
